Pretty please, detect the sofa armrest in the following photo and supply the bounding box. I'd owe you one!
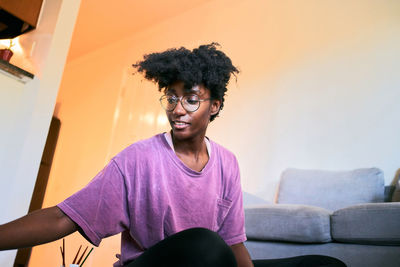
[245,204,332,243]
[331,202,400,245]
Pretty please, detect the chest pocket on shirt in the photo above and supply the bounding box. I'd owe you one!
[213,198,232,232]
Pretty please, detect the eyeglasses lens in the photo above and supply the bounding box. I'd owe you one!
[183,95,200,112]
[160,95,200,112]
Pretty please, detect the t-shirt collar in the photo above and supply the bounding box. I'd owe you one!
[164,131,211,157]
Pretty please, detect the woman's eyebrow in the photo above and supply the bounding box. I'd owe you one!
[186,86,200,94]
[165,88,176,94]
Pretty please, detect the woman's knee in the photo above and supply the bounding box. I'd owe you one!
[176,227,223,244]
[169,228,236,266]
[128,228,236,267]
[298,255,346,267]
[168,227,230,255]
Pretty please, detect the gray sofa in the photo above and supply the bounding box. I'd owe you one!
[244,168,400,267]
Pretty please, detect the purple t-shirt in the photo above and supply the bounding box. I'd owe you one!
[57,133,246,266]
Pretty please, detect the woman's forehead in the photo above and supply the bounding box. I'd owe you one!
[165,83,208,95]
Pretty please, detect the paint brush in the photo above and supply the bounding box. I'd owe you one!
[79,247,94,267]
[63,238,65,266]
[59,246,64,266]
[72,245,82,264]
[76,246,88,265]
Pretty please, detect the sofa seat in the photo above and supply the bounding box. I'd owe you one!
[245,204,331,243]
[332,202,400,245]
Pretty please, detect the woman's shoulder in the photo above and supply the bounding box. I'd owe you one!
[112,133,166,164]
[210,139,236,157]
[209,139,239,167]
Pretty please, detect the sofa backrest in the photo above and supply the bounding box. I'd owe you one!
[276,168,385,211]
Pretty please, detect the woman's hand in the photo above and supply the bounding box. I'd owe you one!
[231,242,254,267]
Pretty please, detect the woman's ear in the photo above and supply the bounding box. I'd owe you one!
[210,99,221,115]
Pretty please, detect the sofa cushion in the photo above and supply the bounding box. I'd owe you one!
[277,168,384,211]
[245,204,332,243]
[331,202,400,245]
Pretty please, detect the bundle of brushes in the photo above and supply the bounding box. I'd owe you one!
[60,238,94,267]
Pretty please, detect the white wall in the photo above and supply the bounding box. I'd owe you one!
[0,0,81,266]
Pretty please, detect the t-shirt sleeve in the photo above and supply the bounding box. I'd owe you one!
[217,156,247,246]
[57,159,130,246]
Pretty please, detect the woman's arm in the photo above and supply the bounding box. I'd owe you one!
[0,206,77,250]
[231,242,254,267]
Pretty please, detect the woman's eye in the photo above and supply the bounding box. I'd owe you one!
[186,96,199,105]
[167,97,177,104]
[187,100,198,105]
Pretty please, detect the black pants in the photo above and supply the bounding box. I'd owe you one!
[124,228,346,267]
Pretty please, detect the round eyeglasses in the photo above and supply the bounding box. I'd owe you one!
[159,94,211,112]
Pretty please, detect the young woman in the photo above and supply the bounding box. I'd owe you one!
[0,43,345,267]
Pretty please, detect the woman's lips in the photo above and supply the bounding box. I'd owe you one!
[173,121,190,129]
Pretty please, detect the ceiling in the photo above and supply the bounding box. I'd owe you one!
[67,0,213,61]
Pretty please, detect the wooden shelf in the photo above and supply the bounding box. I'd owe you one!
[0,59,34,83]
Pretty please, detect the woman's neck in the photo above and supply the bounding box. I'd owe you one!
[170,131,209,171]
[171,131,207,158]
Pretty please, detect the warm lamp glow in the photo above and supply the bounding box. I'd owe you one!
[0,37,23,54]
[0,39,11,49]
[0,37,33,72]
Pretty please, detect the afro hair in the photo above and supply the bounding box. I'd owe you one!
[132,43,239,121]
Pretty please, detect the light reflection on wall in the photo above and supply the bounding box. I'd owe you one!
[113,105,120,121]
[105,71,171,162]
[137,109,169,127]
[140,112,156,125]
[157,111,169,128]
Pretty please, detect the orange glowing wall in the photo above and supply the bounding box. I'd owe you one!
[29,0,400,266]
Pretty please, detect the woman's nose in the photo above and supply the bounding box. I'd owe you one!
[173,98,186,115]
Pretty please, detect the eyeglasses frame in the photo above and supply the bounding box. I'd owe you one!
[159,94,212,113]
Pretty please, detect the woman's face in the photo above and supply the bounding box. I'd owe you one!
[164,81,220,142]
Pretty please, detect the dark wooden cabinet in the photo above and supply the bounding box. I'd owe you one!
[0,0,43,39]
